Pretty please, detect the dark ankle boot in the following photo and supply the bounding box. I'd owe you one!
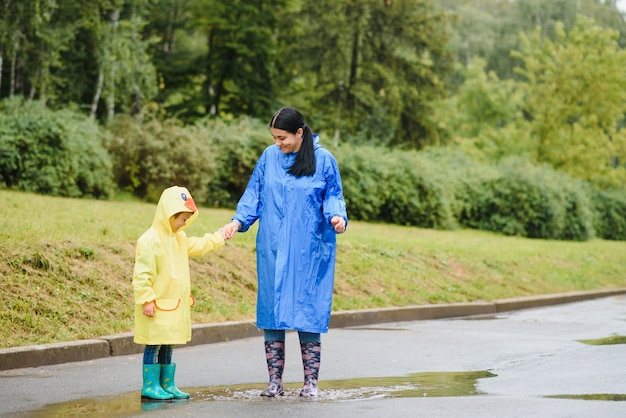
[299,341,321,398]
[260,340,285,397]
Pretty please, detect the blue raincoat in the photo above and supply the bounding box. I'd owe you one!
[233,135,348,333]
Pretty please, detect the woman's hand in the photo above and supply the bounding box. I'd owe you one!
[331,216,346,233]
[142,301,156,317]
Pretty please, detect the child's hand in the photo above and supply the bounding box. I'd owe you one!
[142,301,156,317]
[218,228,230,241]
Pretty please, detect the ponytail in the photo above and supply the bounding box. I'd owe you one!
[288,125,315,177]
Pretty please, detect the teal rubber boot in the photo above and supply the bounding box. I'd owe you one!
[160,363,190,399]
[141,364,174,401]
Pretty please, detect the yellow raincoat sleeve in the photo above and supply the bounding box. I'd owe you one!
[187,231,225,258]
[132,233,158,305]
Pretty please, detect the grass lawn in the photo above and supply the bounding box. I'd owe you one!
[1,190,625,348]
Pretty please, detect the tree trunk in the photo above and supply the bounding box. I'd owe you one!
[204,31,216,115]
[90,69,104,119]
[10,49,16,96]
[106,9,121,124]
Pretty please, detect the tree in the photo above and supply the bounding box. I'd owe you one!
[439,0,626,81]
[277,0,454,149]
[433,58,530,161]
[85,0,157,122]
[192,0,286,119]
[512,16,626,187]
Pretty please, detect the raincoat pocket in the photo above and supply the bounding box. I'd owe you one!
[154,298,181,311]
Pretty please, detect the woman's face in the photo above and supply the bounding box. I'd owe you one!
[271,127,303,154]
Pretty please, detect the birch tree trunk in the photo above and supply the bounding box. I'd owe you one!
[90,69,104,119]
[106,9,120,124]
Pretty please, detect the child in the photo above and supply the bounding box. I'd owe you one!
[132,185,228,401]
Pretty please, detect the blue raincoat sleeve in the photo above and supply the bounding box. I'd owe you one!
[233,151,266,232]
[322,153,348,228]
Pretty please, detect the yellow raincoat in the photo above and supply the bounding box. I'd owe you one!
[132,186,224,345]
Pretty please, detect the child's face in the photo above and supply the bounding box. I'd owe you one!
[169,212,194,232]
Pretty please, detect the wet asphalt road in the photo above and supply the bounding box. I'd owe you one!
[1,295,625,418]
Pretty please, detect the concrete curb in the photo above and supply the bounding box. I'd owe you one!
[1,288,625,371]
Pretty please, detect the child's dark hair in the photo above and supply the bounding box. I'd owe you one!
[270,107,316,177]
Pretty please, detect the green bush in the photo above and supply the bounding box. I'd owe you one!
[418,149,499,228]
[198,116,271,208]
[104,110,216,203]
[337,145,455,229]
[0,98,114,198]
[383,150,455,229]
[2,99,617,242]
[591,189,626,241]
[465,157,594,240]
[335,144,393,222]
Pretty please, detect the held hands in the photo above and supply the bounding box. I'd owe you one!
[221,220,241,240]
[331,216,346,233]
[217,228,230,241]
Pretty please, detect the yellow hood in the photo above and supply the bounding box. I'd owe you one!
[152,186,199,234]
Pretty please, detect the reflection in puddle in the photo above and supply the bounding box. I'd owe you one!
[12,370,496,417]
[576,335,626,345]
[546,394,626,401]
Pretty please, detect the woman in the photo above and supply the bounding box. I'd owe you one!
[222,107,348,398]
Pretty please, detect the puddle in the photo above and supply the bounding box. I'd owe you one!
[546,394,626,401]
[12,370,496,417]
[194,370,497,401]
[576,335,626,345]
[455,314,506,321]
[343,327,412,331]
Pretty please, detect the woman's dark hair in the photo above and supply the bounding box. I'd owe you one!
[270,107,316,177]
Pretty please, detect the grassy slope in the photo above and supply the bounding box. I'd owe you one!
[1,190,625,349]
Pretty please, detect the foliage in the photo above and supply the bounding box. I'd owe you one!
[513,16,626,187]
[432,58,531,160]
[590,188,626,241]
[198,116,272,208]
[143,0,287,121]
[104,105,216,202]
[439,0,626,81]
[337,145,604,241]
[0,98,114,198]
[337,144,456,229]
[276,0,455,149]
[434,16,626,191]
[464,157,595,241]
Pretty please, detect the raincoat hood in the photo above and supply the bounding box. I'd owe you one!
[153,186,199,234]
